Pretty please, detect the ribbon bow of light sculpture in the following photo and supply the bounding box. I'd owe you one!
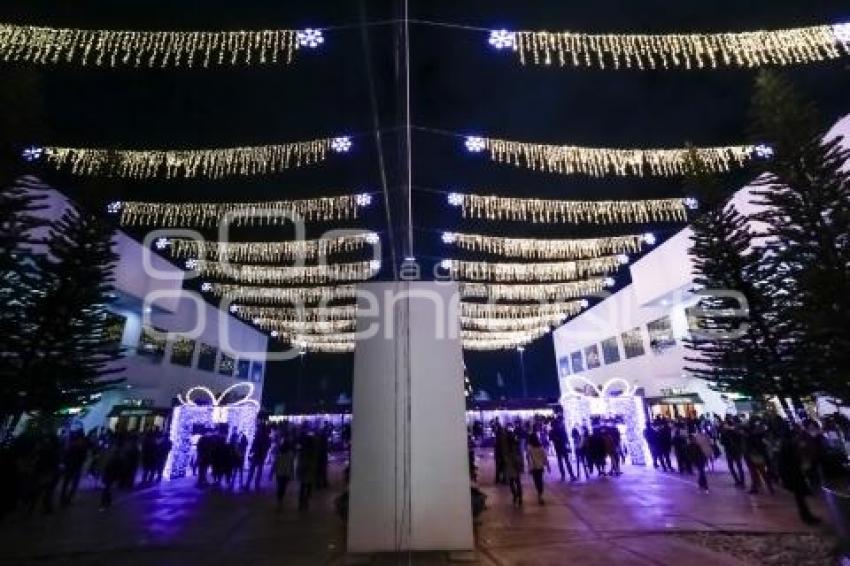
[562,376,634,400]
[177,382,260,422]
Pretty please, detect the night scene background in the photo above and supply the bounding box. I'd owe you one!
[1,0,848,411]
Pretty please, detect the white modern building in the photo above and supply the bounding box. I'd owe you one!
[553,114,850,419]
[24,182,269,433]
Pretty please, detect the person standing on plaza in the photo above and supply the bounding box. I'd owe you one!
[273,439,296,509]
[493,421,507,485]
[526,432,551,505]
[778,425,821,525]
[673,425,692,475]
[658,420,674,471]
[245,424,271,490]
[744,421,774,495]
[154,430,171,483]
[644,423,661,470]
[504,428,524,506]
[687,433,710,491]
[59,430,90,506]
[296,429,317,510]
[576,426,592,479]
[550,415,577,482]
[720,418,746,487]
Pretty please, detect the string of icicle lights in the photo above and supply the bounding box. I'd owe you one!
[170,232,377,262]
[487,24,850,70]
[444,231,654,260]
[252,319,356,334]
[442,256,622,282]
[463,327,550,344]
[115,194,371,226]
[449,192,694,224]
[39,136,350,179]
[464,136,761,177]
[0,23,326,68]
[194,259,380,285]
[460,279,608,301]
[230,305,357,321]
[461,314,568,331]
[459,300,585,319]
[276,338,356,354]
[207,283,357,304]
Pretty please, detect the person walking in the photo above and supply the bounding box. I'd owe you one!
[504,429,524,506]
[658,420,674,471]
[273,439,296,509]
[245,425,271,490]
[744,422,774,495]
[720,418,746,487]
[296,430,317,510]
[778,426,821,525]
[493,421,508,485]
[690,430,713,491]
[550,415,577,482]
[59,430,90,506]
[526,433,551,505]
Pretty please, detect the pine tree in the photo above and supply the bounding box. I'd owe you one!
[749,70,850,404]
[22,207,125,414]
[682,151,802,415]
[0,179,49,428]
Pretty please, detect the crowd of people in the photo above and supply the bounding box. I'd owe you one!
[477,410,849,525]
[0,418,340,519]
[0,426,173,516]
[187,421,332,511]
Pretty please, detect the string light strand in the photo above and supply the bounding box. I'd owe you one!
[450,192,693,224]
[445,231,650,259]
[491,24,850,71]
[443,256,621,282]
[468,136,755,177]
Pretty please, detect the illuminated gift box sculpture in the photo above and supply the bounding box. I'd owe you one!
[163,382,260,479]
[560,376,651,466]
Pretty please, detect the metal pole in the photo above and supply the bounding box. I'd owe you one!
[518,347,528,399]
[297,351,306,407]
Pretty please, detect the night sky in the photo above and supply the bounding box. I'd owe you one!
[1,1,848,409]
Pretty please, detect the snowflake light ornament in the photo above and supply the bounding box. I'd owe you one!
[447,193,464,207]
[833,23,850,44]
[464,136,486,153]
[355,193,372,207]
[331,136,352,153]
[441,232,457,244]
[488,30,517,50]
[365,232,380,245]
[297,29,324,48]
[106,201,123,214]
[642,233,657,245]
[200,282,212,292]
[753,144,775,159]
[21,146,43,162]
[185,258,198,269]
[155,237,170,250]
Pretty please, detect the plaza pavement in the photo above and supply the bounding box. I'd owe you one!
[0,451,841,565]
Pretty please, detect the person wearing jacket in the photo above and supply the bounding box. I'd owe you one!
[526,432,551,505]
[273,439,296,509]
[504,428,524,506]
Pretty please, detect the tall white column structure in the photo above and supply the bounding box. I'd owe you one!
[347,282,474,553]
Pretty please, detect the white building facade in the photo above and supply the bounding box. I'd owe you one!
[553,114,850,419]
[26,184,269,433]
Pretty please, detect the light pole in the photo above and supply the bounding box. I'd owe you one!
[517,345,527,398]
[297,346,306,407]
